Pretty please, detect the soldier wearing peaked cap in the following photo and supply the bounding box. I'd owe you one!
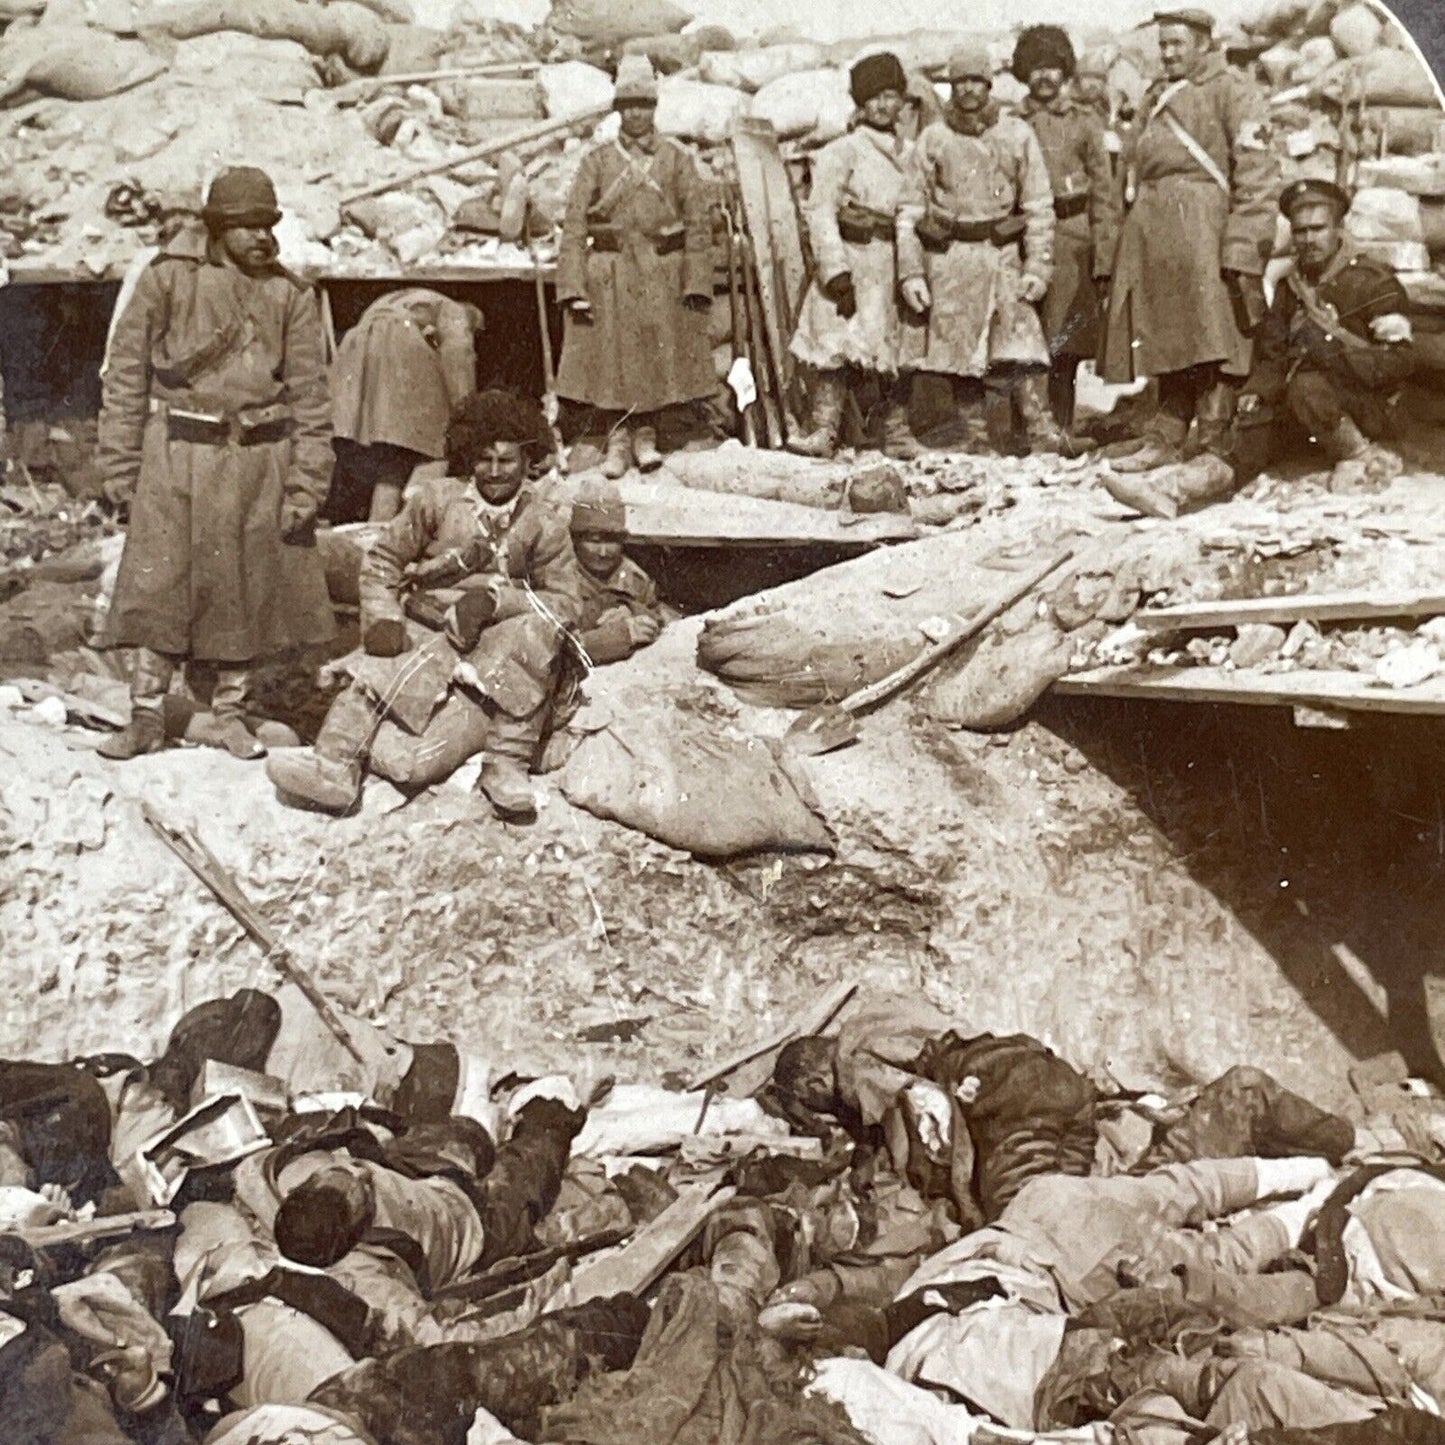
[788,52,926,461]
[1107,178,1416,518]
[555,54,717,481]
[96,165,335,763]
[1101,6,1282,477]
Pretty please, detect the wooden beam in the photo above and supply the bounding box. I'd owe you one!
[557,1177,735,1306]
[1135,589,1445,634]
[688,979,858,1092]
[10,1209,176,1250]
[1054,663,1445,717]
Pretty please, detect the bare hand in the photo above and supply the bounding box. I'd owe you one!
[626,613,661,647]
[1019,273,1048,305]
[900,276,931,315]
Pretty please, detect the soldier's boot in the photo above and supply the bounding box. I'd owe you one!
[1048,357,1079,433]
[1109,413,1188,474]
[1015,372,1086,458]
[881,381,923,461]
[265,686,374,814]
[190,665,265,760]
[98,707,165,761]
[787,372,846,458]
[601,425,633,480]
[632,419,664,473]
[1104,452,1237,521]
[476,706,544,823]
[1323,415,1403,494]
[98,647,172,761]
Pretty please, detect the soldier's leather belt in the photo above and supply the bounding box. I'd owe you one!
[1054,193,1089,220]
[588,229,686,255]
[919,214,1027,249]
[163,400,293,447]
[837,215,896,244]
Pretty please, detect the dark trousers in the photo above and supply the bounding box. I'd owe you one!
[326,440,428,525]
[1153,362,1238,452]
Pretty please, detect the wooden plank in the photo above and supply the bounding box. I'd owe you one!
[688,978,858,1092]
[1054,663,1445,717]
[9,1209,176,1250]
[557,1177,735,1306]
[731,119,808,405]
[1135,588,1445,633]
[616,478,915,549]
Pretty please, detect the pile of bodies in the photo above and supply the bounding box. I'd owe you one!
[3,985,1445,1445]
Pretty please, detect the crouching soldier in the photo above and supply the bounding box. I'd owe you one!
[266,390,579,823]
[96,166,335,761]
[569,486,665,665]
[896,45,1075,457]
[789,52,924,460]
[1107,180,1415,518]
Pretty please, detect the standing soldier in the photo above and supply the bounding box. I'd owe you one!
[1101,9,1280,477]
[896,44,1074,457]
[96,166,335,762]
[788,52,924,461]
[1015,26,1120,435]
[554,54,717,480]
[328,288,483,523]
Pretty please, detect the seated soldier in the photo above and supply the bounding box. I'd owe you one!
[267,390,580,823]
[1107,179,1416,520]
[569,487,665,666]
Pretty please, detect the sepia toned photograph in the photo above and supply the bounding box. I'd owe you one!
[2,0,1445,1438]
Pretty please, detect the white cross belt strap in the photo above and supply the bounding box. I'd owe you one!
[1161,111,1230,193]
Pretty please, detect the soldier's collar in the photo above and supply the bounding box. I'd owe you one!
[1315,234,1360,286]
[944,98,1000,136]
[619,130,661,156]
[1021,93,1071,117]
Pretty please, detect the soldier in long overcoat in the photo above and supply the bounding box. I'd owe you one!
[555,55,716,480]
[896,45,1074,456]
[1014,26,1121,433]
[96,167,335,762]
[788,52,926,460]
[1101,9,1280,474]
[266,391,580,824]
[329,288,482,523]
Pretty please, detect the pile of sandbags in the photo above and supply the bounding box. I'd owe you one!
[138,0,392,72]
[698,42,826,92]
[751,68,854,143]
[546,0,690,50]
[0,23,167,102]
[1346,185,1430,270]
[655,75,745,145]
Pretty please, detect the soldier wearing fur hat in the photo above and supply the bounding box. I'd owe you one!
[96,166,335,763]
[267,390,580,823]
[1014,26,1121,434]
[896,44,1075,457]
[555,55,717,480]
[788,52,926,460]
[1102,9,1281,477]
[1107,180,1415,518]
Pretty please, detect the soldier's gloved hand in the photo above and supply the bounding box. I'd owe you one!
[1224,269,1267,331]
[280,497,318,547]
[1019,273,1048,305]
[823,272,857,319]
[626,613,661,648]
[566,298,595,325]
[683,292,712,313]
[362,618,409,657]
[101,475,134,517]
[445,583,500,653]
[900,276,931,315]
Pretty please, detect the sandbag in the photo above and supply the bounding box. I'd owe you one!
[539,60,614,117]
[1421,200,1445,251]
[750,68,851,142]
[441,76,544,122]
[560,712,833,857]
[697,610,922,707]
[1347,186,1425,244]
[547,0,690,48]
[0,25,166,101]
[1318,49,1439,107]
[139,0,390,72]
[655,76,745,145]
[1292,35,1342,84]
[1358,153,1445,197]
[922,611,1075,731]
[1369,106,1445,157]
[698,43,825,93]
[1330,3,1382,58]
[620,31,703,73]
